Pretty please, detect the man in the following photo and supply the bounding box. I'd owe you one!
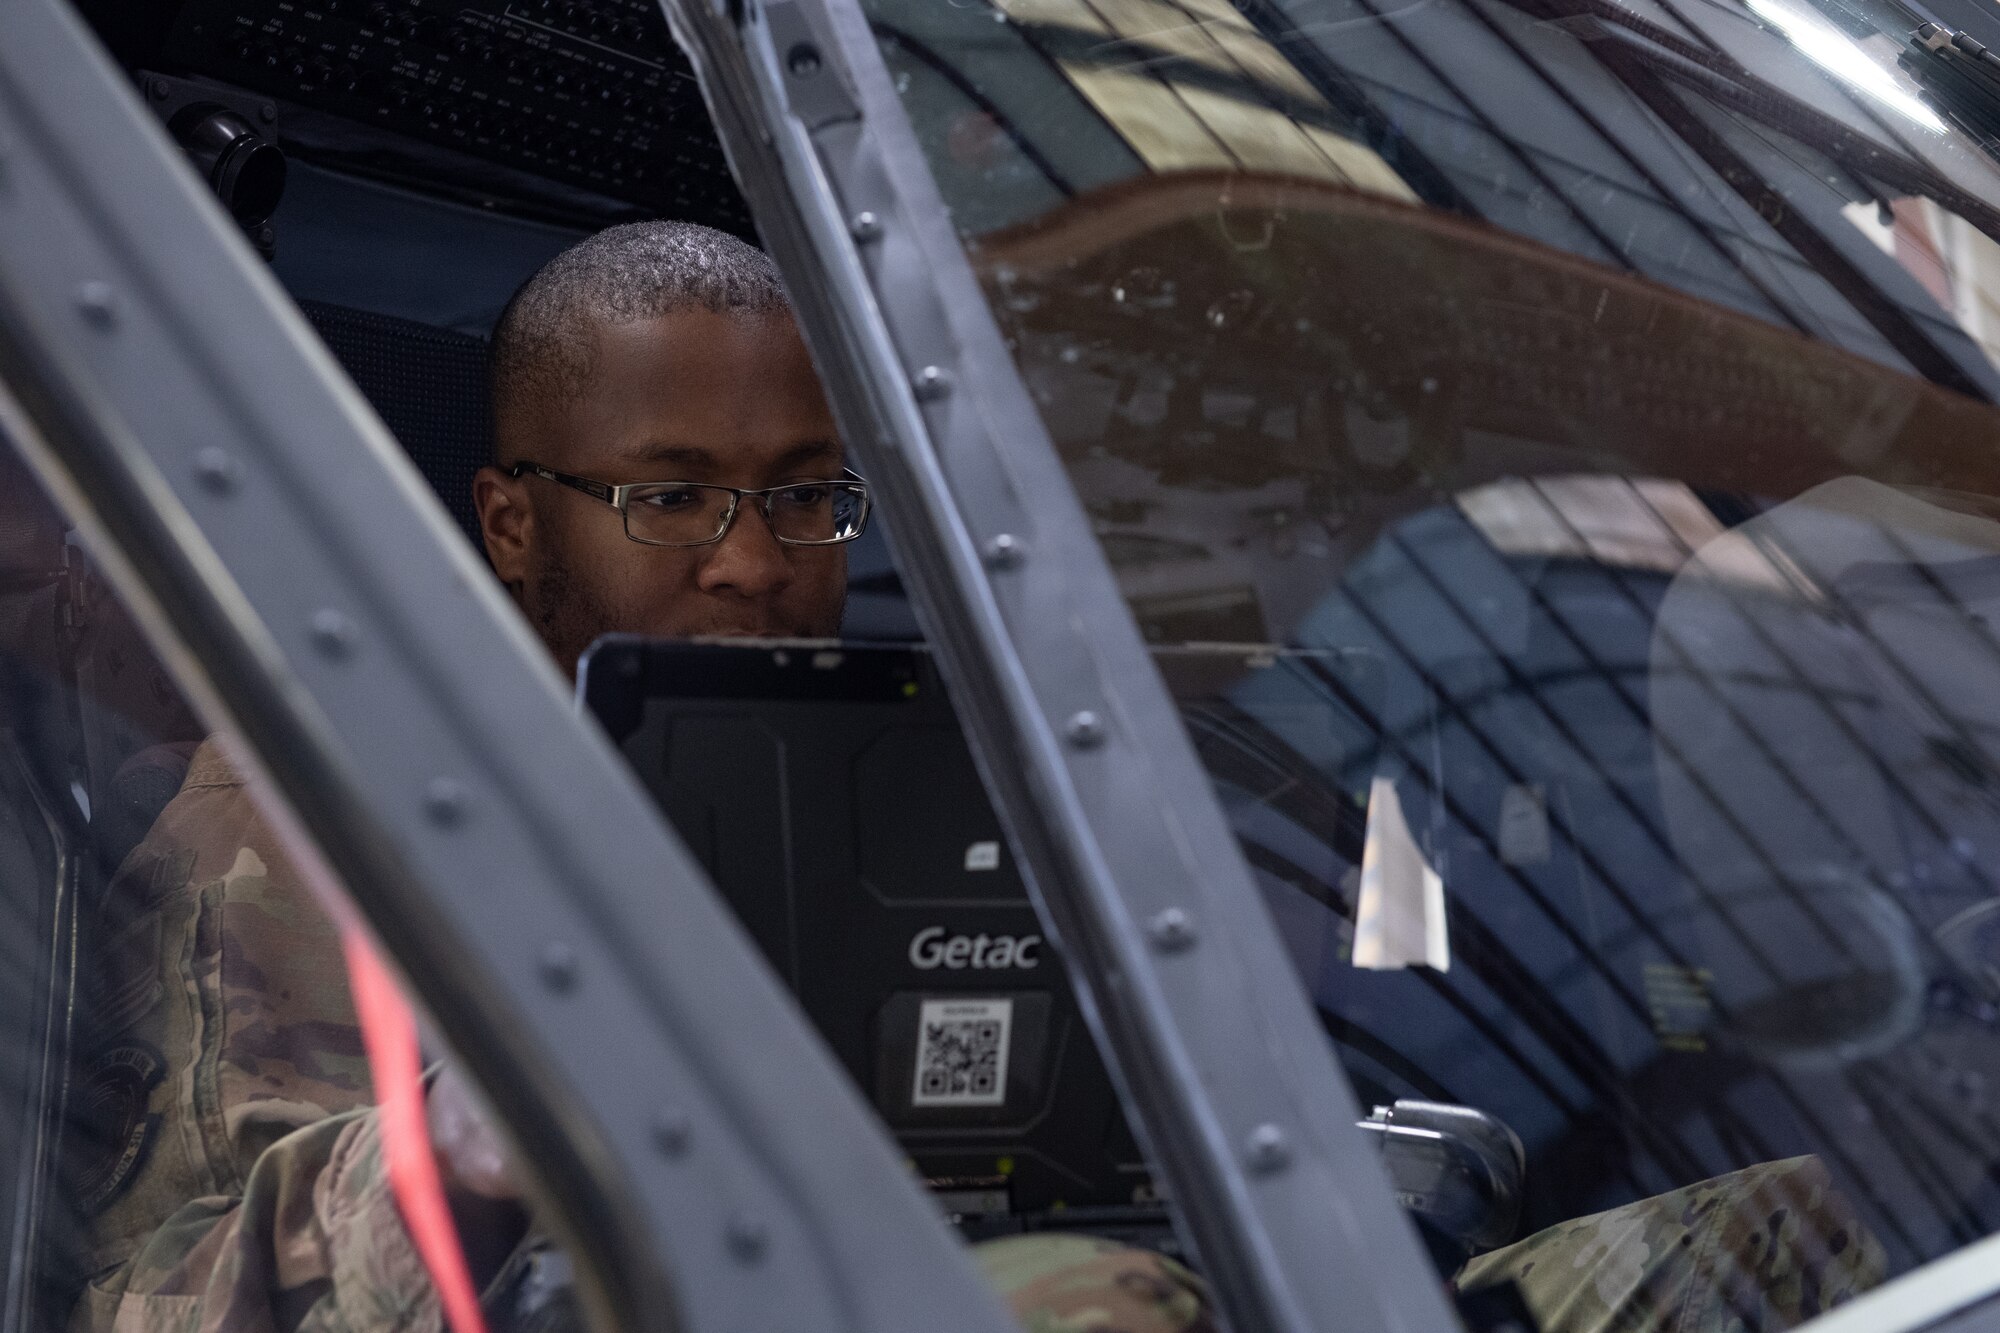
[475,223,849,665]
[70,221,1885,1333]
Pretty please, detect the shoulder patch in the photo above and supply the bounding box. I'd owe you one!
[154,848,197,897]
[72,1041,166,1215]
[90,850,188,1036]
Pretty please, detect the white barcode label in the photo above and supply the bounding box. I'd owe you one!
[912,998,1013,1107]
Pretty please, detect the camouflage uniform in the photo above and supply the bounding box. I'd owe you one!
[1461,1155,1886,1333]
[72,741,400,1333]
[975,1234,1214,1333]
[71,741,1885,1333]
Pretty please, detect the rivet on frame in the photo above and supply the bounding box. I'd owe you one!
[785,42,822,77]
[75,281,118,330]
[194,447,238,495]
[1064,710,1104,749]
[1149,907,1196,953]
[725,1214,769,1263]
[1244,1123,1291,1174]
[651,1111,693,1158]
[421,777,467,828]
[912,365,952,402]
[984,533,1023,569]
[537,942,580,993]
[308,609,356,659]
[849,210,883,243]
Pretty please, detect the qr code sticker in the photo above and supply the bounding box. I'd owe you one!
[912,998,1013,1108]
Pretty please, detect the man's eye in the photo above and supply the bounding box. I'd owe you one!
[773,484,833,508]
[636,487,703,510]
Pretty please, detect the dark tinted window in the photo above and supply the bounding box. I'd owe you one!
[863,0,2000,1303]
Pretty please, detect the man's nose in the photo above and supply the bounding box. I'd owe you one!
[694,502,795,598]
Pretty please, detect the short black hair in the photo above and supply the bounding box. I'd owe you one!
[489,220,789,443]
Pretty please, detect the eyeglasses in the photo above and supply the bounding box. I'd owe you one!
[508,462,872,548]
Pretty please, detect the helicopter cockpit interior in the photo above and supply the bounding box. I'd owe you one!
[6,0,1206,1308]
[0,2,961,1322]
[0,0,1536,1309]
[14,0,2000,1326]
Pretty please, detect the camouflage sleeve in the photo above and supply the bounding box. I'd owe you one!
[975,1154,1885,1333]
[974,1234,1216,1333]
[70,1106,441,1333]
[1458,1155,1888,1333]
[70,738,413,1333]
[81,740,373,1273]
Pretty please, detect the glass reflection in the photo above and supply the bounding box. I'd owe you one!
[864,0,2000,1305]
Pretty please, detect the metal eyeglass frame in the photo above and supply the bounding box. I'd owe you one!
[508,461,872,547]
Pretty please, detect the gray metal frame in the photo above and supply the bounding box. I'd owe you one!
[0,4,1023,1331]
[1805,1235,2000,1333]
[660,0,1464,1328]
[0,737,78,1333]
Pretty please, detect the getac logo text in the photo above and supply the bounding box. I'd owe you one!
[908,926,1041,970]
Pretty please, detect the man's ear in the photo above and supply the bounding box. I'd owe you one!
[472,465,534,592]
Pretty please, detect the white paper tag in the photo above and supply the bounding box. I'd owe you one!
[1352,777,1450,973]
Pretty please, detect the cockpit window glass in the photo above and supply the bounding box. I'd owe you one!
[860,0,2000,1312]
[0,401,578,1333]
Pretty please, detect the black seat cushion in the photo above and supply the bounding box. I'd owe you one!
[300,301,491,548]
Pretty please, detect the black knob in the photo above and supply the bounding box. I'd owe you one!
[167,104,289,227]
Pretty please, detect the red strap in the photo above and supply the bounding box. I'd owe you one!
[342,927,494,1333]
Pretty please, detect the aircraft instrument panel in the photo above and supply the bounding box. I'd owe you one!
[125,0,750,229]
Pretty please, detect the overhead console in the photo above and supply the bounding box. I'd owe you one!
[75,0,751,232]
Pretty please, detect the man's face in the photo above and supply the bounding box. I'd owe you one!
[475,309,848,675]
